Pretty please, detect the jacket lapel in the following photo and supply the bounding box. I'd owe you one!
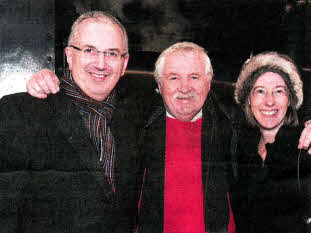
[47,93,100,169]
[141,104,166,232]
[201,92,230,232]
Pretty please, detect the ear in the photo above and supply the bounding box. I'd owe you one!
[120,54,130,76]
[65,47,73,70]
[157,82,162,95]
[207,81,211,92]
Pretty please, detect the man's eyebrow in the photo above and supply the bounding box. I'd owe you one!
[107,48,121,52]
[189,72,201,76]
[163,72,202,76]
[82,44,96,48]
[163,72,179,76]
[82,45,121,52]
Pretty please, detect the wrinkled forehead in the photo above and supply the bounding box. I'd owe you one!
[163,50,207,75]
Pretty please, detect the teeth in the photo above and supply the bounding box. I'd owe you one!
[92,74,108,78]
[176,96,193,99]
[261,110,277,116]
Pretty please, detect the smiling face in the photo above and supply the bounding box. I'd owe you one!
[158,50,211,122]
[250,72,289,131]
[65,18,129,101]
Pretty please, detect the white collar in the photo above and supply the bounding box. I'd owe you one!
[166,109,203,122]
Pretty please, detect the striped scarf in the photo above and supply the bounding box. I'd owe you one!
[60,74,116,186]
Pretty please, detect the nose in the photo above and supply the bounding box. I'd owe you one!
[264,92,275,106]
[178,78,191,93]
[94,53,108,70]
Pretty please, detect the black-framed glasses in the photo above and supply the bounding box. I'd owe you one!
[69,45,128,61]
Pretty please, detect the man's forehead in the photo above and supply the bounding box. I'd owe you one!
[162,50,206,75]
[78,17,115,28]
[73,19,125,49]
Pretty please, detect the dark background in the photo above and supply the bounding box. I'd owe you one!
[0,0,310,97]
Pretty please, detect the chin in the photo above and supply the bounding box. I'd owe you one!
[258,121,284,131]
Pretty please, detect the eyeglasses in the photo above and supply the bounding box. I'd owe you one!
[69,45,128,61]
[251,87,288,98]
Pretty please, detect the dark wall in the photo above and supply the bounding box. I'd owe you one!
[0,0,309,98]
[304,1,311,67]
[0,0,54,98]
[53,0,310,82]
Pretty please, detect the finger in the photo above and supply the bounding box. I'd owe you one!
[303,125,311,149]
[26,77,33,94]
[299,125,311,149]
[36,69,60,94]
[27,79,47,98]
[36,72,54,95]
[298,127,308,149]
[49,72,60,93]
[33,80,48,98]
[308,147,311,155]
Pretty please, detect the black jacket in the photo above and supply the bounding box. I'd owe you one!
[0,88,143,233]
[230,125,311,233]
[137,92,234,233]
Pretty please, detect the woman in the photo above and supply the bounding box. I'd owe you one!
[230,51,311,233]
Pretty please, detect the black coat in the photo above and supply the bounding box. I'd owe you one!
[230,125,311,233]
[137,92,235,233]
[0,88,143,233]
[300,70,311,124]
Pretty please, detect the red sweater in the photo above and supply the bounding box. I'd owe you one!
[164,116,235,233]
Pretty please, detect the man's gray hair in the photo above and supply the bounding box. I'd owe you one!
[154,42,213,84]
[67,11,128,52]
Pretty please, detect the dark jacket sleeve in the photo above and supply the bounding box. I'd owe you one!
[111,95,147,233]
[300,70,311,124]
[298,149,311,232]
[0,94,33,233]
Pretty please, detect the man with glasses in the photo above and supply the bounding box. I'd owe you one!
[0,11,139,233]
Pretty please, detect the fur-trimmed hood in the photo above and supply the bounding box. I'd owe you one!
[234,51,303,110]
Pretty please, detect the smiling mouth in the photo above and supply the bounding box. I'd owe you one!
[261,110,277,116]
[176,94,195,100]
[177,97,192,99]
[92,73,108,78]
[90,73,109,79]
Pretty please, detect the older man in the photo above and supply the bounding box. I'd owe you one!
[0,11,141,233]
[137,42,235,233]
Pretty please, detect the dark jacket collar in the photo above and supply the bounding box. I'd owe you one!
[45,92,100,169]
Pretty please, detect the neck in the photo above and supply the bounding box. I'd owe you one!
[258,124,282,161]
[260,123,283,144]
